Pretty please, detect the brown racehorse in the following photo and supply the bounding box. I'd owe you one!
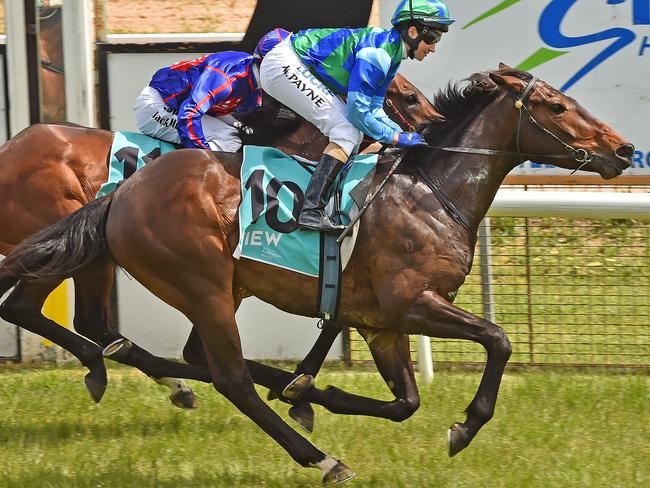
[0,74,434,407]
[0,65,634,483]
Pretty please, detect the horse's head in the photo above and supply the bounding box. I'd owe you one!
[385,73,440,131]
[489,64,633,179]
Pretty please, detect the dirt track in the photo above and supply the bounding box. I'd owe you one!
[0,1,380,35]
[106,0,380,33]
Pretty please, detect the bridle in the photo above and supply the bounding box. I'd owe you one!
[41,58,64,75]
[513,77,593,172]
[411,75,597,232]
[341,75,601,240]
[389,75,596,168]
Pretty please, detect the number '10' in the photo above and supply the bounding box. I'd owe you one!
[245,169,304,234]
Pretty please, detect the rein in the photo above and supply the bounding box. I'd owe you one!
[41,58,64,75]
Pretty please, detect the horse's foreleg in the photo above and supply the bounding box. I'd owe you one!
[162,254,354,483]
[0,279,107,402]
[260,320,341,433]
[183,314,317,403]
[401,290,512,456]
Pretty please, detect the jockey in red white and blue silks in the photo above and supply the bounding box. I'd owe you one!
[258,0,454,233]
[134,33,290,152]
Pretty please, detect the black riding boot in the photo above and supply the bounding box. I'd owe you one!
[298,153,346,233]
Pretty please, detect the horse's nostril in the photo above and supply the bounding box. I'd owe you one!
[615,143,635,160]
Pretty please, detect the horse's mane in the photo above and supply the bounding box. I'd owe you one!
[421,69,533,146]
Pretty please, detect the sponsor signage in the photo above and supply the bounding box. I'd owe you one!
[381,0,650,182]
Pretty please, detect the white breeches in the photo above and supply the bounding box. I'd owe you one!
[259,38,363,157]
[133,85,242,152]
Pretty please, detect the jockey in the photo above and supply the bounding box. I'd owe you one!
[134,30,290,152]
[259,0,454,233]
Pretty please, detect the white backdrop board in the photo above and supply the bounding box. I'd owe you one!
[0,256,19,358]
[380,0,650,178]
[117,273,342,361]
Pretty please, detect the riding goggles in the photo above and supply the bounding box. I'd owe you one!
[420,28,443,45]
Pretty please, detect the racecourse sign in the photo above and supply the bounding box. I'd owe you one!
[381,0,650,180]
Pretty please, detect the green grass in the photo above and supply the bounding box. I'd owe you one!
[0,364,648,487]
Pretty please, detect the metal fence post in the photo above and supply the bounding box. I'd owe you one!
[478,217,495,323]
[417,335,434,384]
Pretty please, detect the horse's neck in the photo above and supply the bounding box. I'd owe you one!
[426,94,520,231]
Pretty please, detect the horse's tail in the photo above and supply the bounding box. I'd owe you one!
[0,193,114,291]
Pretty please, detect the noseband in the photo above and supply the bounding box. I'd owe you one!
[514,77,593,173]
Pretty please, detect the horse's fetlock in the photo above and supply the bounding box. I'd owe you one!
[390,395,420,422]
[468,398,494,424]
[78,344,103,366]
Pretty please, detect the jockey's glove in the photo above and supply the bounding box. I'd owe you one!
[396,131,426,148]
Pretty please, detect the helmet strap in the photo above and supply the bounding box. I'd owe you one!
[401,22,424,59]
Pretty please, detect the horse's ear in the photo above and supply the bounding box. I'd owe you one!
[498,62,513,70]
[489,72,525,95]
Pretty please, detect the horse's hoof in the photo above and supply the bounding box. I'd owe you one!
[170,389,198,409]
[322,461,355,485]
[282,374,314,400]
[448,422,471,457]
[84,370,107,403]
[102,338,133,362]
[289,402,315,433]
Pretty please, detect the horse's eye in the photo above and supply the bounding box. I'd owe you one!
[407,94,418,105]
[551,103,566,115]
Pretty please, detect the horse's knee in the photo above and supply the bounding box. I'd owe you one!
[483,323,512,361]
[390,394,420,422]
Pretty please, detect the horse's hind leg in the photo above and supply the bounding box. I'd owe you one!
[72,260,212,408]
[0,279,107,402]
[401,291,512,456]
[295,330,421,421]
[75,260,316,411]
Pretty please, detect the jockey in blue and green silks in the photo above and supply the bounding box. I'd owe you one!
[259,0,454,233]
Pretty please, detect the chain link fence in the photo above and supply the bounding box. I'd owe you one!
[349,186,650,368]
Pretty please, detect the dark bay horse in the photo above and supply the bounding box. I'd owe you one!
[0,66,633,483]
[0,74,434,406]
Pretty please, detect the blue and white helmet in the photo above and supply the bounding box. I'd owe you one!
[391,0,455,31]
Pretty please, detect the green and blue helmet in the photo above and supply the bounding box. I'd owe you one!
[391,0,455,32]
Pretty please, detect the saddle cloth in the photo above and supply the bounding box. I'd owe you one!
[96,131,176,198]
[234,146,377,277]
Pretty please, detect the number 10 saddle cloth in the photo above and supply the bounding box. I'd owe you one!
[234,145,377,277]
